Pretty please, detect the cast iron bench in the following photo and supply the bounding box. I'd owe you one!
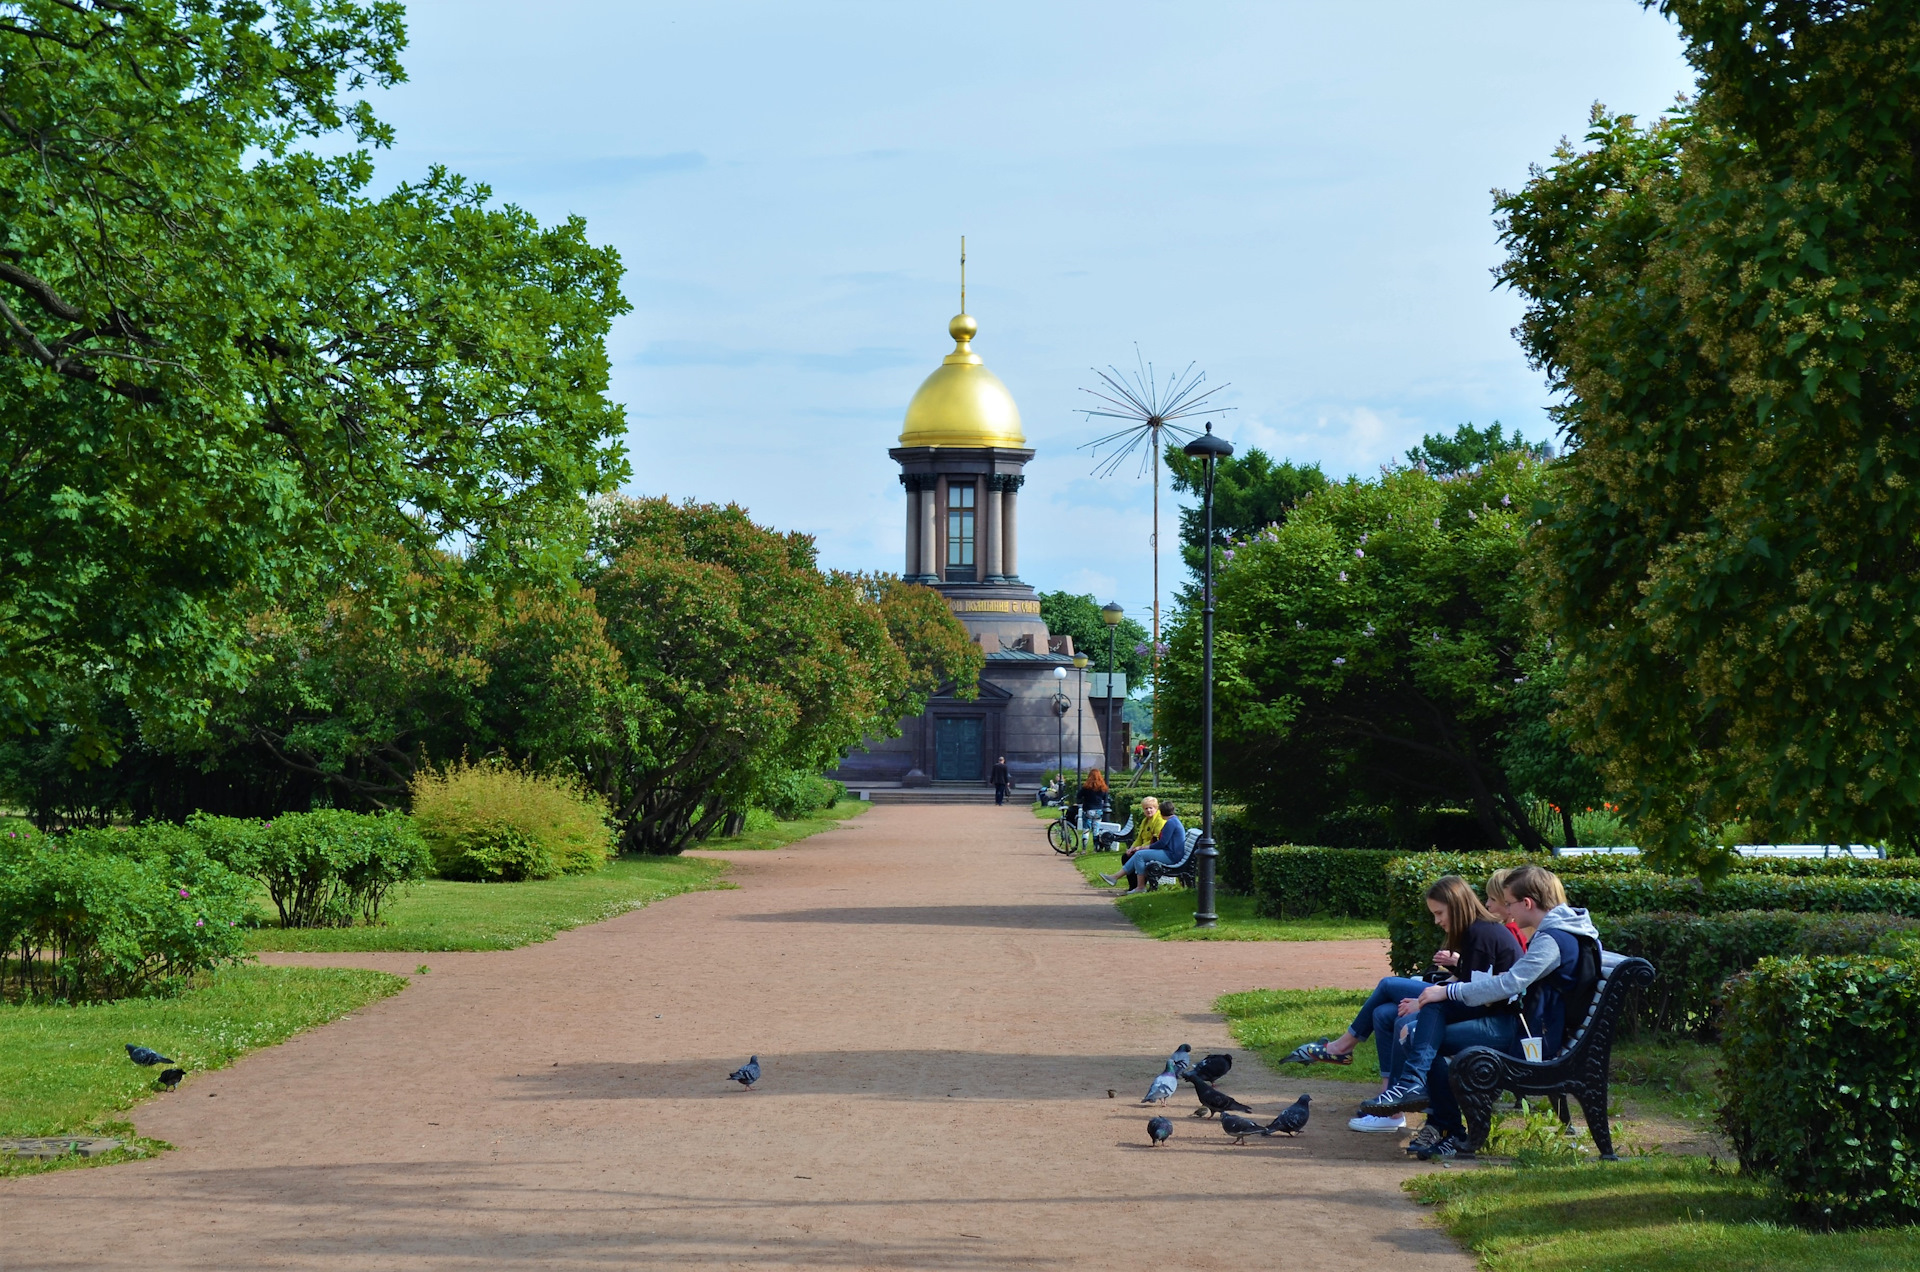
[1139,835,1198,891]
[1446,951,1656,1160]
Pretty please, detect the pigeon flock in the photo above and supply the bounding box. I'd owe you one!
[1137,1045,1311,1149]
[127,1044,185,1091]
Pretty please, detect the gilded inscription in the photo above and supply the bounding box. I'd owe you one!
[948,599,1041,615]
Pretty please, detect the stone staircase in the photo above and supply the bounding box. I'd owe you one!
[855,784,1027,806]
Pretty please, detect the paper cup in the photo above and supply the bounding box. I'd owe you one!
[1521,1036,1544,1062]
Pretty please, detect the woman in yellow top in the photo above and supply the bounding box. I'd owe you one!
[1122,795,1165,868]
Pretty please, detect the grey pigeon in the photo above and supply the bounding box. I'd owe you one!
[1189,1076,1253,1119]
[1267,1094,1312,1136]
[1219,1112,1270,1145]
[159,1068,185,1091]
[126,1045,173,1067]
[1189,1053,1232,1084]
[1142,1060,1179,1104]
[1147,1116,1173,1146]
[1168,1043,1193,1075]
[727,1056,760,1089]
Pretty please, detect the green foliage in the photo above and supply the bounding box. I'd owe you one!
[408,760,611,882]
[1165,444,1328,575]
[1036,591,1151,682]
[1498,5,1920,872]
[1602,910,1920,1037]
[756,770,845,821]
[853,574,985,716]
[242,854,728,952]
[0,965,403,1145]
[190,809,430,926]
[0,2,631,754]
[1216,987,1383,1086]
[1251,846,1396,919]
[1210,807,1256,893]
[1159,453,1567,851]
[0,832,251,1001]
[1405,422,1549,476]
[1722,956,1920,1227]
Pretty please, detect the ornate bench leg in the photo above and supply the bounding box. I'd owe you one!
[1575,1083,1615,1161]
[1449,1049,1505,1154]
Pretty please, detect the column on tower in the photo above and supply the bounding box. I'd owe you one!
[901,475,921,577]
[918,477,940,579]
[999,474,1023,581]
[982,474,1004,582]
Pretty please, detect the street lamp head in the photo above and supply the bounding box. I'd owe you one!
[1073,653,1089,669]
[1182,420,1234,461]
[1100,601,1124,626]
[1052,666,1067,680]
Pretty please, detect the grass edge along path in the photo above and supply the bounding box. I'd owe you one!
[1406,1156,1920,1271]
[1069,849,1387,942]
[697,800,873,851]
[246,854,731,953]
[1,964,405,1177]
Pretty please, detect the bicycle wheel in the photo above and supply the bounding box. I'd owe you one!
[1047,819,1080,855]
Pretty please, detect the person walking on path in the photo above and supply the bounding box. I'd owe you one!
[990,756,1012,806]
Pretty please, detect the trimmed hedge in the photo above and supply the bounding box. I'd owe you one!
[1251,846,1396,919]
[1387,854,1920,974]
[1600,910,1920,1036]
[190,811,431,927]
[1722,956,1920,1227]
[0,831,251,1001]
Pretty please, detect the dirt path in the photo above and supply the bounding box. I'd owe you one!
[1,804,1468,1271]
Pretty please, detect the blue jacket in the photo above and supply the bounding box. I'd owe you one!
[1150,815,1186,859]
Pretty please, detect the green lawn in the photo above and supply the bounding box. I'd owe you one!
[245,854,730,952]
[698,800,872,851]
[1070,849,1387,942]
[1217,987,1385,1084]
[1408,1157,1920,1271]
[1,964,404,1174]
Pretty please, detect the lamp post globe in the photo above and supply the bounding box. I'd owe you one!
[1181,422,1233,930]
[1100,603,1123,775]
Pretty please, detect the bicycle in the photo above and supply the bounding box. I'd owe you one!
[1047,815,1085,856]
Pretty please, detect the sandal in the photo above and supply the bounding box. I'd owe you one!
[1281,1037,1353,1066]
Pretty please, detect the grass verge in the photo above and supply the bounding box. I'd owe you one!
[1407,1156,1920,1271]
[1,964,404,1175]
[1217,987,1383,1085]
[246,854,730,952]
[699,800,872,851]
[1071,850,1387,942]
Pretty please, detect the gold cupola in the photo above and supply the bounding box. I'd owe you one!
[898,309,1026,448]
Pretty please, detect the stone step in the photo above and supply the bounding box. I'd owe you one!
[859,787,1023,805]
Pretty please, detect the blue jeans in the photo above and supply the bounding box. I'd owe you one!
[1346,977,1430,1078]
[1393,1003,1519,1092]
[1124,847,1175,880]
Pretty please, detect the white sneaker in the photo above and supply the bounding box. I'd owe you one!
[1348,1113,1407,1133]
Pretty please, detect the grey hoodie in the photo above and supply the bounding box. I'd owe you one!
[1444,905,1602,1008]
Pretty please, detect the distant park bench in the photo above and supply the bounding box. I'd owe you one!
[1553,844,1886,861]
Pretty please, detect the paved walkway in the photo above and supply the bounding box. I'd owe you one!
[1,804,1469,1270]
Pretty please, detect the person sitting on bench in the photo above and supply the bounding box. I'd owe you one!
[1119,796,1165,868]
[1099,802,1182,895]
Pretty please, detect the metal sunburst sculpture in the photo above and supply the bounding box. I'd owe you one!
[1078,351,1234,785]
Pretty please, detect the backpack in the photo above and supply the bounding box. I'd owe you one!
[1524,927,1603,1059]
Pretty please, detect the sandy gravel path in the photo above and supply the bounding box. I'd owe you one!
[0,803,1467,1271]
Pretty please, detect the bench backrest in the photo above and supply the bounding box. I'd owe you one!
[1559,951,1654,1060]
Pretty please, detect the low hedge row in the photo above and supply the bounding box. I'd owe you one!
[188,811,431,927]
[0,832,252,1001]
[1722,955,1920,1228]
[1251,846,1396,918]
[1599,910,1920,1036]
[1386,853,1920,973]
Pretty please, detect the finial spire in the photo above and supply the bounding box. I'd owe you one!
[960,235,967,314]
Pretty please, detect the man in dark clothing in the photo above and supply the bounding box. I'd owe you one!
[990,757,1011,805]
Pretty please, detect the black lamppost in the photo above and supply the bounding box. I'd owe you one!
[1051,665,1069,797]
[1182,421,1232,929]
[1101,602,1124,773]
[1073,652,1089,786]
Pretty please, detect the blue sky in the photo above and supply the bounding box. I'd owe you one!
[369,1,1695,623]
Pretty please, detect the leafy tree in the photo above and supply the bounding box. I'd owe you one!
[1158,453,1560,850]
[854,575,985,718]
[0,1,629,754]
[1037,591,1150,683]
[1496,2,1920,870]
[1166,444,1327,573]
[1405,422,1548,476]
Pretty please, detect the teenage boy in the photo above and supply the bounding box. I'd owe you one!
[1367,865,1603,1159]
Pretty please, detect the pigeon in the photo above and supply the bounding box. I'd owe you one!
[1168,1043,1193,1075]
[159,1068,185,1092]
[126,1045,174,1067]
[1147,1116,1173,1146]
[1189,1076,1253,1119]
[1142,1060,1179,1104]
[727,1056,760,1089]
[1219,1113,1270,1145]
[1267,1094,1312,1136]
[1188,1053,1232,1084]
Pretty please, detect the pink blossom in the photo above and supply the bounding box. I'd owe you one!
[195,919,205,927]
[179,888,190,898]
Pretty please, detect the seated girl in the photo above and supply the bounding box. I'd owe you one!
[1099,802,1182,895]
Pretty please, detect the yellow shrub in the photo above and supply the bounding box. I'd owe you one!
[408,760,613,881]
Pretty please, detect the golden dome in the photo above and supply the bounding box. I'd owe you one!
[898,311,1025,448]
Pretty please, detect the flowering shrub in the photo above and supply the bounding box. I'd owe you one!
[409,760,612,881]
